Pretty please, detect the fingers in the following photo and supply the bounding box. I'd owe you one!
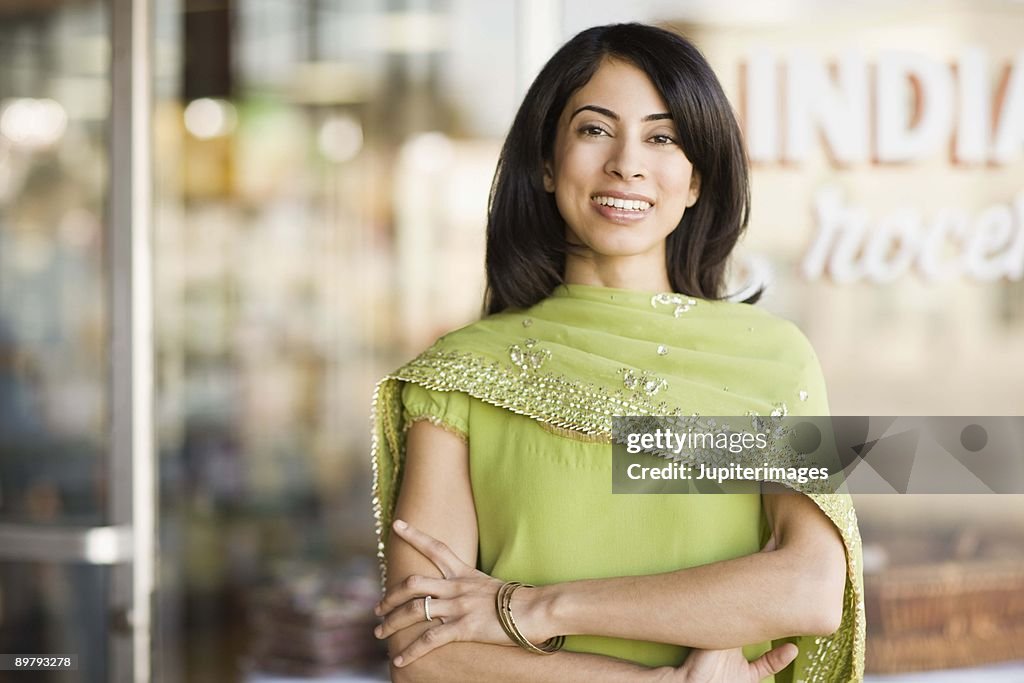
[375,597,451,640]
[375,574,449,617]
[391,519,465,579]
[392,623,457,668]
[751,643,799,680]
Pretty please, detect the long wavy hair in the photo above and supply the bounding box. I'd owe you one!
[484,23,752,315]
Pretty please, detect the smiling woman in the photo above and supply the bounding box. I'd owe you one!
[543,59,701,292]
[483,22,750,316]
[371,23,864,683]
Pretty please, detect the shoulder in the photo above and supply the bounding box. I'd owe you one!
[715,300,821,363]
[412,310,522,358]
[713,301,830,412]
[391,316,519,433]
[401,383,471,442]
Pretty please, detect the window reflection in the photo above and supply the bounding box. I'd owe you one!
[155,1,519,677]
[0,0,108,527]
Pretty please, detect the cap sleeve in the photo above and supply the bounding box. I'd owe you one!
[401,382,469,442]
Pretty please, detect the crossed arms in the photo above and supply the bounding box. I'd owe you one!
[377,421,848,682]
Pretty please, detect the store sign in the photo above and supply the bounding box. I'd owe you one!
[742,49,1024,282]
[803,188,1024,283]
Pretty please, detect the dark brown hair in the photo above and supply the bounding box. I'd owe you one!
[484,23,752,314]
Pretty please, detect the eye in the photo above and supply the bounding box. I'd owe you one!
[578,125,610,137]
[649,134,677,145]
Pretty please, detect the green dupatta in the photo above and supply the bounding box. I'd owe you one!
[372,283,865,682]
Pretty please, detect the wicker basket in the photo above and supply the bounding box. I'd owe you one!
[865,559,1024,673]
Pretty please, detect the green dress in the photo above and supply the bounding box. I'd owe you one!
[372,284,865,681]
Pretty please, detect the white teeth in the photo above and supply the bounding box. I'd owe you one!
[592,195,651,211]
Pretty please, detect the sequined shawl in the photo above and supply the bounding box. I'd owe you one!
[371,283,865,682]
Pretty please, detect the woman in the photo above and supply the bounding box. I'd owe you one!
[371,23,864,682]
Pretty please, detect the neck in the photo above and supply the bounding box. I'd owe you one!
[563,251,672,293]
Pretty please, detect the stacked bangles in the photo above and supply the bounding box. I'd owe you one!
[495,581,566,655]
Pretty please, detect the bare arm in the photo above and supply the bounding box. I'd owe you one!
[384,420,660,683]
[382,421,840,678]
[520,485,848,649]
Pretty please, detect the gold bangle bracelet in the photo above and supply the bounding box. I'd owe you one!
[495,581,521,646]
[494,581,566,655]
[499,582,537,652]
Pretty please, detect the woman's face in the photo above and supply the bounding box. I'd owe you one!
[544,58,700,268]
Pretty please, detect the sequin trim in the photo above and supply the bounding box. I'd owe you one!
[800,494,866,682]
[398,349,683,436]
[538,421,612,444]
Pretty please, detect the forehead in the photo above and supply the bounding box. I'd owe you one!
[563,58,669,117]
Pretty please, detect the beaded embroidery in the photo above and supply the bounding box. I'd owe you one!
[621,368,669,396]
[650,292,698,317]
[508,338,551,373]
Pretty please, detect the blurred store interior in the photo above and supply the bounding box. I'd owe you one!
[1,0,1023,680]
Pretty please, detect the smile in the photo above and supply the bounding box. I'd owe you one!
[591,195,653,212]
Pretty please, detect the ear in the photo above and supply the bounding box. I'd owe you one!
[542,161,555,193]
[686,171,701,208]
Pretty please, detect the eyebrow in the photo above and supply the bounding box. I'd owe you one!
[569,105,673,122]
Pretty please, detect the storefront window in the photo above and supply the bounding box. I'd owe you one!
[0,1,109,526]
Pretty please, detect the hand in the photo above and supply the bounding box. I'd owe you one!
[374,520,550,668]
[657,643,798,682]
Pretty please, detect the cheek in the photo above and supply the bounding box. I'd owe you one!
[553,163,591,212]
[659,167,695,204]
[553,188,578,226]
[556,144,601,184]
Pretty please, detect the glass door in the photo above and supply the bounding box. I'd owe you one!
[0,0,154,680]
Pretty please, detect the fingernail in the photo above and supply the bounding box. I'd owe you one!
[373,604,381,615]
[394,656,404,667]
[374,626,382,638]
[394,519,407,530]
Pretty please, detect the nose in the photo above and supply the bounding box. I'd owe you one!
[604,138,646,180]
